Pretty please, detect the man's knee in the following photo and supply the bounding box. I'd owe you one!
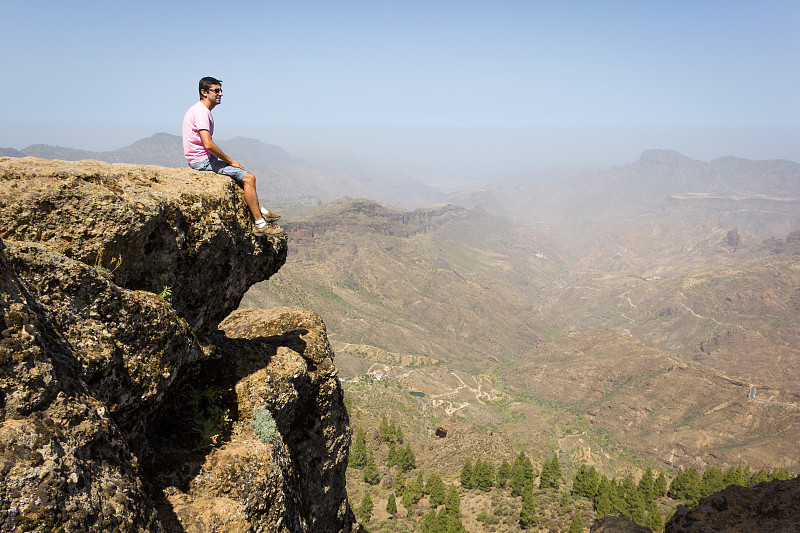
[243,172,256,186]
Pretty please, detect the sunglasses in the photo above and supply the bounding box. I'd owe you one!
[208,88,222,94]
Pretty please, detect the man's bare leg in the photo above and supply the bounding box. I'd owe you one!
[242,172,264,222]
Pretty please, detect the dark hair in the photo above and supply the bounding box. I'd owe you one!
[199,76,222,99]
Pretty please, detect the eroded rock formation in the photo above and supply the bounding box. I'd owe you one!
[665,475,800,532]
[590,476,800,532]
[0,157,358,532]
[0,157,285,336]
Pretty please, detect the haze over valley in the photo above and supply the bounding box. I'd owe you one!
[23,130,797,470]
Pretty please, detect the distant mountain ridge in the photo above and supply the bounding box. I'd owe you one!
[0,133,444,209]
[5,137,798,246]
[450,149,800,254]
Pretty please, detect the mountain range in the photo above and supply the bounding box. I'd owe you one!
[451,149,800,255]
[0,133,443,209]
[6,134,798,256]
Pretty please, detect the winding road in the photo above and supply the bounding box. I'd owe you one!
[749,386,800,411]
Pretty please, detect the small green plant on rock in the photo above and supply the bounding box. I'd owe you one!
[94,250,122,281]
[157,286,173,302]
[252,406,279,444]
[191,386,232,450]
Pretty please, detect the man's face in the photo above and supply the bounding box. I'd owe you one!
[202,84,223,107]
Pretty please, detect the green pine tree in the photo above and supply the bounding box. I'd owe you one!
[539,458,552,489]
[497,459,511,488]
[350,428,367,469]
[550,454,563,488]
[387,441,398,469]
[460,459,473,490]
[402,471,422,505]
[560,491,571,509]
[595,488,613,517]
[358,492,374,523]
[394,470,405,497]
[412,471,425,502]
[444,485,461,517]
[748,469,770,486]
[386,493,397,516]
[700,467,725,498]
[569,513,584,533]
[426,473,447,507]
[518,486,537,529]
[436,508,450,532]
[572,464,587,497]
[518,452,535,486]
[473,459,494,492]
[445,513,468,533]
[669,468,701,507]
[770,468,792,481]
[646,499,663,532]
[402,489,415,517]
[511,453,534,497]
[593,475,615,516]
[363,449,381,485]
[585,466,600,498]
[655,471,667,497]
[639,467,655,503]
[421,509,439,533]
[723,465,747,487]
[379,415,391,443]
[541,454,562,489]
[398,444,416,473]
[624,485,647,525]
[592,474,610,507]
[610,478,626,515]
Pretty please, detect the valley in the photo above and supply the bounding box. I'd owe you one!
[239,208,798,526]
[243,194,800,474]
[242,150,800,530]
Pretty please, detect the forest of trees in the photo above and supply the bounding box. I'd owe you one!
[349,415,796,532]
[668,465,793,507]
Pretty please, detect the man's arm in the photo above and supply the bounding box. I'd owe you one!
[199,130,243,169]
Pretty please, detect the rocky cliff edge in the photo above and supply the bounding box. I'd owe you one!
[0,157,358,532]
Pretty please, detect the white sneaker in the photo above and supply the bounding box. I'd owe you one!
[254,223,285,236]
[260,207,281,221]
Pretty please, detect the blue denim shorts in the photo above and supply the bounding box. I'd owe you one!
[189,155,247,181]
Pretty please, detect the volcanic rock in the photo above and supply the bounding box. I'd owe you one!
[0,158,358,532]
[665,475,800,532]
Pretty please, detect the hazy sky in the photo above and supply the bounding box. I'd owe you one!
[4,0,799,182]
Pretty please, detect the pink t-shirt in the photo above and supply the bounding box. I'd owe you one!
[182,101,214,164]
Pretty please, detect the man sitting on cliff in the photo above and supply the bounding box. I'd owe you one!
[182,76,283,236]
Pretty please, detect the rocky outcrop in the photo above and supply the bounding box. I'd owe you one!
[217,308,352,531]
[665,475,800,532]
[590,516,652,532]
[0,158,358,532]
[285,198,477,244]
[0,157,286,336]
[589,476,800,532]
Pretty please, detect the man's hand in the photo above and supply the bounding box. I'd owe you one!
[199,129,241,168]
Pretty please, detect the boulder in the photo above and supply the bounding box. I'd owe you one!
[665,475,800,532]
